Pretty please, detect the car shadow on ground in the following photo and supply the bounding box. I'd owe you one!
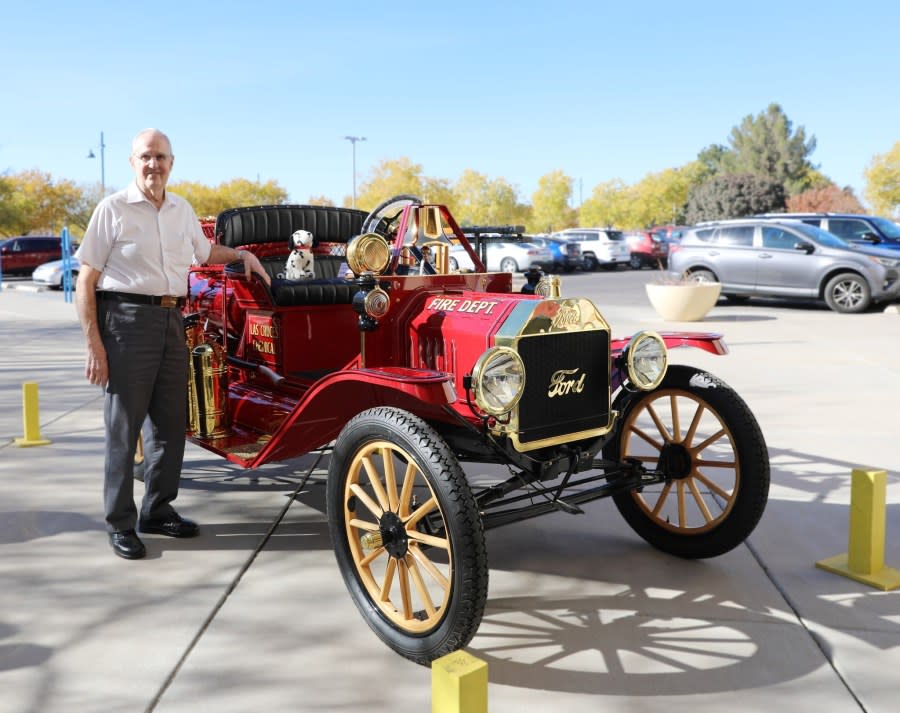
[464,444,899,696]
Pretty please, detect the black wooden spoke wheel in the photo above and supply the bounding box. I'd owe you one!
[605,365,769,558]
[327,407,488,665]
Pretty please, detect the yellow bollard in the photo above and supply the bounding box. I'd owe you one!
[432,650,488,713]
[14,382,51,447]
[816,468,900,591]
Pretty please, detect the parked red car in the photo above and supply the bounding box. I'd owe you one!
[179,195,769,664]
[0,235,71,275]
[625,230,669,269]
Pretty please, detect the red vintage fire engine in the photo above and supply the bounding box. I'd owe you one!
[181,195,769,664]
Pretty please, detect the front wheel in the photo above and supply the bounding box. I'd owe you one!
[326,407,488,665]
[824,272,870,313]
[499,257,519,273]
[604,365,769,558]
[629,254,643,270]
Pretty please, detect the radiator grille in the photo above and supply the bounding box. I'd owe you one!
[516,330,610,444]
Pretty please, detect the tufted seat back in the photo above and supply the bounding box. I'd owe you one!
[215,205,367,249]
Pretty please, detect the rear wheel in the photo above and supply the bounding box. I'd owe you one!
[327,407,488,665]
[687,268,717,283]
[824,272,870,313]
[604,365,769,558]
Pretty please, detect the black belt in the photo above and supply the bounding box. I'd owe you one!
[97,291,186,308]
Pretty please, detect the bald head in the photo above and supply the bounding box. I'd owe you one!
[132,128,172,157]
[129,128,175,206]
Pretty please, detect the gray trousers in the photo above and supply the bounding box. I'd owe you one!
[99,301,188,532]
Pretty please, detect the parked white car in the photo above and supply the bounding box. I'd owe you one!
[553,228,630,270]
[32,256,81,288]
[449,240,553,273]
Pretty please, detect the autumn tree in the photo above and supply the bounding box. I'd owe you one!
[864,141,900,218]
[0,175,14,234]
[0,170,83,236]
[529,170,576,233]
[578,179,634,228]
[685,173,786,223]
[168,178,288,217]
[450,170,528,227]
[353,158,429,212]
[786,184,864,213]
[304,195,335,207]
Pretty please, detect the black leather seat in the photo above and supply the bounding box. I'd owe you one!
[215,205,366,306]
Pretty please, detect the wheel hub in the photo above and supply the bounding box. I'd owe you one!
[379,511,409,558]
[657,442,692,479]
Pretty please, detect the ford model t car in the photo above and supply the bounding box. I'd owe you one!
[181,195,769,664]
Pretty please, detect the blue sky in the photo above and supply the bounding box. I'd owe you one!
[2,0,897,208]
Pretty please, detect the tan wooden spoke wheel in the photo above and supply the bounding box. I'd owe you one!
[619,387,739,534]
[343,439,453,633]
[327,407,487,664]
[607,365,769,559]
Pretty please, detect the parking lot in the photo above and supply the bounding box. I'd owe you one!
[1,273,899,713]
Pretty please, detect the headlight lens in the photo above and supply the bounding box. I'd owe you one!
[472,347,526,415]
[346,232,391,275]
[871,256,900,268]
[624,331,668,391]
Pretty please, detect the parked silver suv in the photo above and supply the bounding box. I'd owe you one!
[668,219,900,313]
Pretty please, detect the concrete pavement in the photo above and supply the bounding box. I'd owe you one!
[1,280,898,713]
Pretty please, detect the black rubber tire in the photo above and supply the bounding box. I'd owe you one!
[584,254,599,271]
[327,407,488,665]
[604,365,769,559]
[499,257,519,273]
[629,254,643,270]
[824,272,871,313]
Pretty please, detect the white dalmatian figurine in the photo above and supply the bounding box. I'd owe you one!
[284,229,315,280]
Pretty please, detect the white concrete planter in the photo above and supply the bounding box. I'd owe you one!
[645,281,722,321]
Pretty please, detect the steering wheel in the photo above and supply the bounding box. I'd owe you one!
[361,194,423,237]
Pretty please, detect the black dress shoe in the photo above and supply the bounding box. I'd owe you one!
[139,512,199,538]
[109,529,146,559]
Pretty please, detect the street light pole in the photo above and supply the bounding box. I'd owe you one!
[344,135,366,209]
[87,131,106,196]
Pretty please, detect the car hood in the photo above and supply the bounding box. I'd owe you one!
[847,244,900,260]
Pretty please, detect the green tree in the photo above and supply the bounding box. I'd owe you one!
[529,170,576,233]
[719,103,817,195]
[685,173,786,223]
[863,141,900,218]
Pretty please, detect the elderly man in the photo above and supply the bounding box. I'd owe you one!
[76,128,269,560]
